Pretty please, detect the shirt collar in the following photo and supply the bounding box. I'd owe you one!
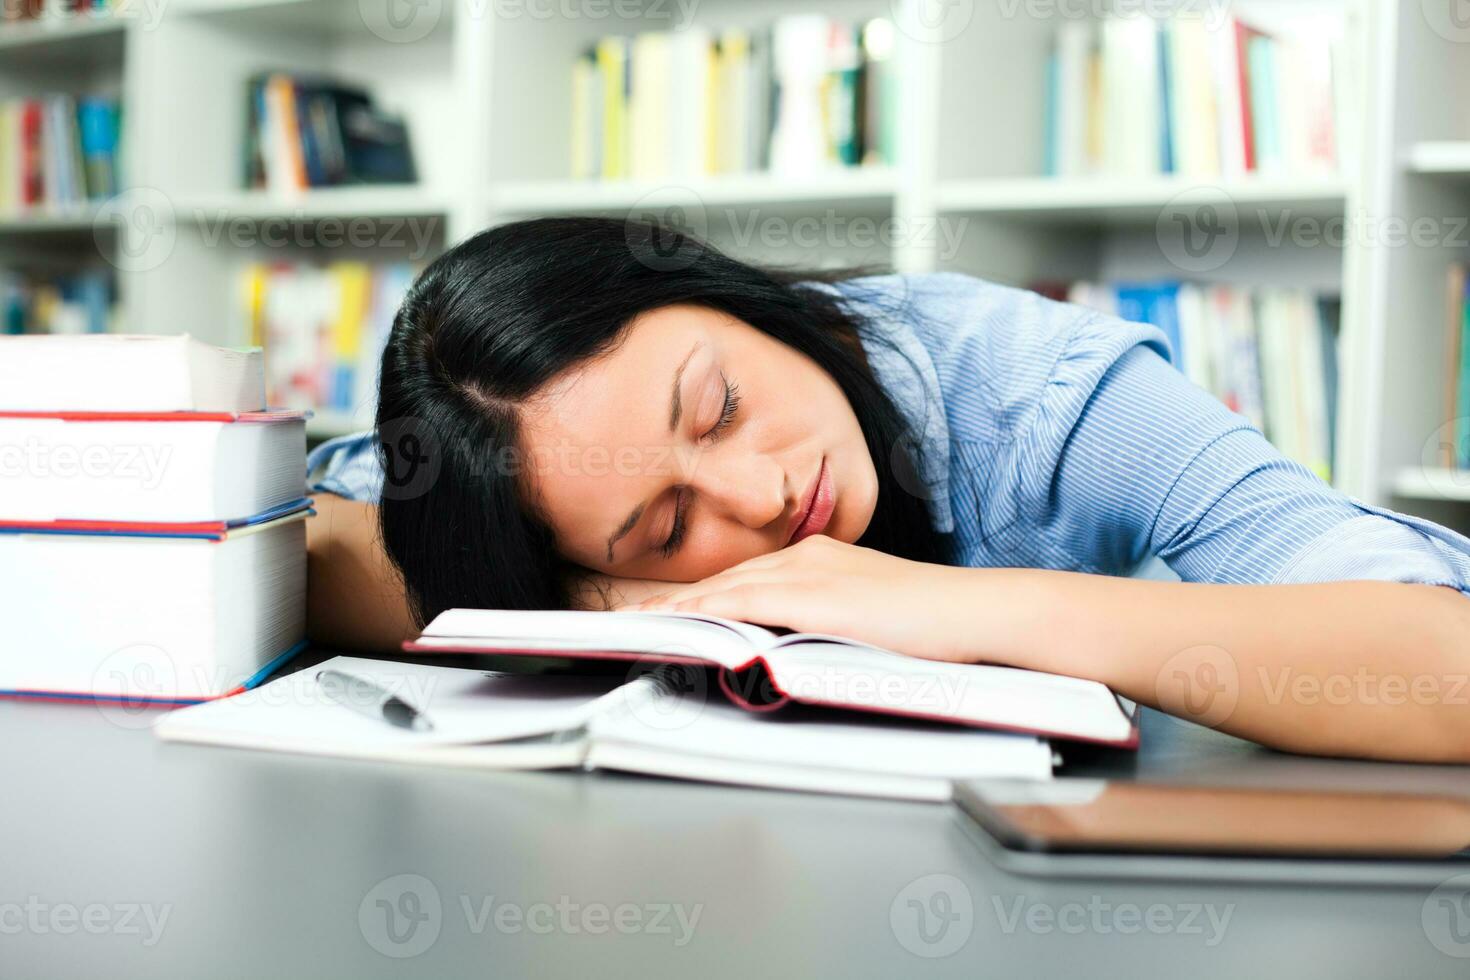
[852,295,956,534]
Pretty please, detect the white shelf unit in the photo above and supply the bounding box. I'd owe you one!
[0,0,1465,523]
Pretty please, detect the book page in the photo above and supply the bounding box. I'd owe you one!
[417,608,775,669]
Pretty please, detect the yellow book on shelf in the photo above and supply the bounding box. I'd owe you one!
[596,37,629,180]
[242,264,267,349]
[704,37,720,175]
[330,263,371,362]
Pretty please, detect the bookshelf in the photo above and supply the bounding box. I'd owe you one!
[1,0,1467,529]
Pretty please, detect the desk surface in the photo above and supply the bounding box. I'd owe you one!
[3,666,1470,979]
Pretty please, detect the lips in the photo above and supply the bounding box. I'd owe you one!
[788,457,835,546]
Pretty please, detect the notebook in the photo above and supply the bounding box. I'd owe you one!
[154,656,1056,801]
[0,507,310,702]
[0,411,307,523]
[0,335,266,414]
[405,609,1139,747]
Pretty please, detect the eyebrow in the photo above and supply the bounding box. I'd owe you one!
[605,342,702,563]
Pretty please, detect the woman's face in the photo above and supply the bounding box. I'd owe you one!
[519,304,879,582]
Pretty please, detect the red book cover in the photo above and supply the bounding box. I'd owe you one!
[1234,20,1262,173]
[20,100,42,205]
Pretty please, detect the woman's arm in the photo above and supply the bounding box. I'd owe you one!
[631,537,1470,763]
[305,494,418,653]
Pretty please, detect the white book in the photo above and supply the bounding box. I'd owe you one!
[1210,15,1249,177]
[405,608,1138,747]
[769,14,830,175]
[1100,17,1161,177]
[629,32,673,180]
[0,512,307,700]
[1167,18,1221,177]
[669,27,713,178]
[0,414,305,523]
[0,335,266,414]
[155,656,1057,802]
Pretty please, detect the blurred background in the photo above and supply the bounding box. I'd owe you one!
[2,0,1468,532]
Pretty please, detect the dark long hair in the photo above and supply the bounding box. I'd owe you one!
[376,216,949,626]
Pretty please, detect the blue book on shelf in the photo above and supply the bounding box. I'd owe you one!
[1458,278,1470,468]
[1042,49,1059,177]
[1157,25,1174,174]
[1114,282,1183,369]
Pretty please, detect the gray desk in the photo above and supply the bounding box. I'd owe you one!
[3,661,1470,979]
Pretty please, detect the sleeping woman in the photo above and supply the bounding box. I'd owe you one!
[304,217,1470,763]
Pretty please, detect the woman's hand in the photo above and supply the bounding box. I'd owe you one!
[626,535,993,662]
[566,569,684,611]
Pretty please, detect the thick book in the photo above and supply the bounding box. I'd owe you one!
[0,335,266,414]
[0,507,309,702]
[154,656,1057,801]
[403,609,1139,748]
[0,410,306,523]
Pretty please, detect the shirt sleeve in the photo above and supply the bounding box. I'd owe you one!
[1033,318,1470,595]
[305,431,383,502]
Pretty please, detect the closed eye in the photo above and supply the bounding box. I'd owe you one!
[704,376,740,441]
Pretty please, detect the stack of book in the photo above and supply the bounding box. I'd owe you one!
[236,261,413,417]
[0,95,122,213]
[1043,13,1341,179]
[244,75,417,192]
[1039,281,1339,481]
[1,267,115,334]
[0,335,310,704]
[572,15,898,181]
[1441,264,1470,471]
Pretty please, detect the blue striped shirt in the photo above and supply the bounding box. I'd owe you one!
[308,273,1470,594]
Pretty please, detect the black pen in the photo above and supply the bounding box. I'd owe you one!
[316,668,434,733]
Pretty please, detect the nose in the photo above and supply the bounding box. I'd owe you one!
[691,450,787,531]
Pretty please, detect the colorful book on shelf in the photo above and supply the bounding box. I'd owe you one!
[1043,13,1337,179]
[1446,264,1466,469]
[155,655,1058,802]
[402,608,1140,749]
[1459,269,1470,469]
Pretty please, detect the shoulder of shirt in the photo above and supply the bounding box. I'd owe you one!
[827,272,1164,444]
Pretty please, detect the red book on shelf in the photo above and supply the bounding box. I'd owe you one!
[20,100,42,204]
[1234,20,1264,172]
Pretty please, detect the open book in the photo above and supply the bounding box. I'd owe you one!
[154,657,1056,802]
[405,609,1138,748]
